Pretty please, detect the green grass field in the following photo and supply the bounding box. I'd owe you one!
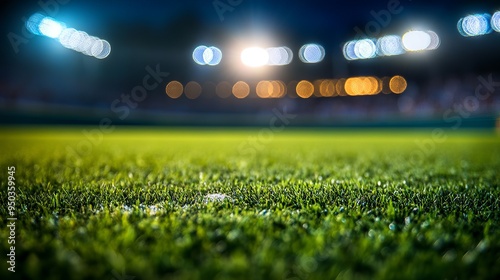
[1,127,499,279]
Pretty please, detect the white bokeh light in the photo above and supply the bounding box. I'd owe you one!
[206,47,222,65]
[402,30,431,51]
[458,14,491,37]
[192,45,222,66]
[266,47,293,65]
[491,11,500,32]
[354,39,376,59]
[299,44,325,63]
[376,35,405,56]
[95,40,111,59]
[26,13,110,59]
[425,31,440,50]
[241,47,269,67]
[38,17,65,38]
[343,41,358,60]
[193,45,208,65]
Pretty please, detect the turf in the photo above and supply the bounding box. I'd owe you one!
[1,127,499,280]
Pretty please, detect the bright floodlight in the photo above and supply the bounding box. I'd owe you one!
[491,11,500,32]
[354,39,376,59]
[458,14,491,37]
[38,16,65,38]
[241,47,269,67]
[402,31,431,51]
[376,35,405,56]
[299,44,325,63]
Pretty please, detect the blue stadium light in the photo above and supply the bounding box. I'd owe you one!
[192,45,222,66]
[25,13,45,36]
[492,11,500,32]
[458,14,492,37]
[26,12,111,59]
[193,45,208,65]
[299,44,325,63]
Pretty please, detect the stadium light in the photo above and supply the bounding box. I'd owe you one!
[458,14,492,37]
[26,12,111,59]
[241,47,269,67]
[402,30,431,51]
[299,44,325,63]
[193,45,222,66]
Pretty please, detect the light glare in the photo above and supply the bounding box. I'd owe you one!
[38,17,65,38]
[402,31,431,51]
[241,47,269,67]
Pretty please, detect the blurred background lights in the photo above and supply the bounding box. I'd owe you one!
[193,45,208,65]
[241,47,269,67]
[232,81,250,98]
[26,13,45,36]
[296,80,314,98]
[376,35,405,56]
[318,79,336,97]
[343,41,358,60]
[402,30,431,51]
[27,13,110,59]
[425,31,441,50]
[354,39,376,59]
[299,44,325,63]
[165,81,184,98]
[389,75,407,94]
[38,17,65,38]
[344,77,381,96]
[492,11,500,32]
[192,46,222,66]
[184,81,202,99]
[458,14,491,37]
[256,81,273,98]
[266,47,293,66]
